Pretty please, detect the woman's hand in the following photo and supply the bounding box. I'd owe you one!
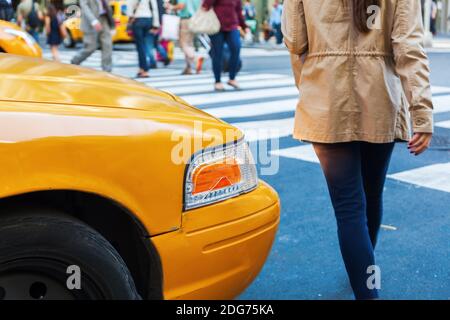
[408,133,432,156]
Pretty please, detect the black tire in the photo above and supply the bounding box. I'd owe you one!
[63,29,75,48]
[0,211,140,300]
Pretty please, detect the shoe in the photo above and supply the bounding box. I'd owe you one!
[196,57,204,74]
[163,58,170,66]
[214,83,225,92]
[181,68,193,75]
[135,72,150,79]
[227,80,241,90]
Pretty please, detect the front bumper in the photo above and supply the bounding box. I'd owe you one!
[152,181,280,300]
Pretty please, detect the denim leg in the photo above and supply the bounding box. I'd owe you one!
[361,142,395,249]
[313,142,379,300]
[144,31,156,67]
[224,29,242,81]
[132,19,149,71]
[209,32,225,83]
[274,23,283,44]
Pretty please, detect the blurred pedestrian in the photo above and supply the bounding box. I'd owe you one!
[283,0,433,300]
[0,0,14,21]
[127,0,160,78]
[16,0,43,43]
[269,0,283,45]
[430,0,438,35]
[169,0,201,75]
[202,0,248,91]
[44,4,66,62]
[243,0,256,20]
[150,0,169,68]
[71,0,115,72]
[243,0,257,43]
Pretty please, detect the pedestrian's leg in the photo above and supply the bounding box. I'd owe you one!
[313,142,378,300]
[179,19,195,73]
[30,29,39,44]
[132,20,149,73]
[71,32,97,66]
[51,45,60,62]
[99,19,113,72]
[209,32,225,85]
[225,29,242,88]
[275,23,283,44]
[361,142,395,249]
[144,31,156,69]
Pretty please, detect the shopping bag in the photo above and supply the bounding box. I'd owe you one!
[189,9,221,35]
[161,14,180,40]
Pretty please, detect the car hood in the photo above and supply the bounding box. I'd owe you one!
[0,54,217,120]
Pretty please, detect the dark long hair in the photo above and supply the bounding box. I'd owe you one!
[46,3,57,19]
[351,0,381,33]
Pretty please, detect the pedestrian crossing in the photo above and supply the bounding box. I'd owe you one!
[43,47,450,194]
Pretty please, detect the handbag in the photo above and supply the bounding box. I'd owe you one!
[161,14,180,40]
[126,0,143,37]
[189,8,221,35]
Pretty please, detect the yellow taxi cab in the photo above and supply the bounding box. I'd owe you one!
[0,54,280,300]
[63,0,132,48]
[0,20,42,57]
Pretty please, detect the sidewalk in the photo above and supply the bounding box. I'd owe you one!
[243,35,450,51]
[431,36,450,50]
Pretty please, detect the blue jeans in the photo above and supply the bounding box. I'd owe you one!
[29,29,40,44]
[272,23,282,44]
[210,29,241,83]
[151,34,168,66]
[132,18,155,72]
[313,141,395,299]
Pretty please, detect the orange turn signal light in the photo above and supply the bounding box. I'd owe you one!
[192,159,242,195]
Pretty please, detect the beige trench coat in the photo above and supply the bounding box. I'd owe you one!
[281,0,434,143]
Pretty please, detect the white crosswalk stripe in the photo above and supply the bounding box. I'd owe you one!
[436,120,450,129]
[388,163,450,193]
[207,99,298,118]
[181,87,299,106]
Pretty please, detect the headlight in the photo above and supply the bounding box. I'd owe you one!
[184,139,258,210]
[3,28,36,47]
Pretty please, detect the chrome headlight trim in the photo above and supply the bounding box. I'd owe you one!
[183,138,258,211]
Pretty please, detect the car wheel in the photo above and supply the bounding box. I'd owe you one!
[0,212,140,300]
[63,30,75,48]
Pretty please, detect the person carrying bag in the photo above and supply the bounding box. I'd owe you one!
[169,0,202,74]
[127,0,160,78]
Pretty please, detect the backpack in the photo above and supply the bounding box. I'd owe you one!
[27,2,40,29]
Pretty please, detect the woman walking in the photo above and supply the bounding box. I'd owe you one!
[127,0,160,78]
[282,0,433,299]
[169,0,201,75]
[202,0,248,91]
[44,4,65,62]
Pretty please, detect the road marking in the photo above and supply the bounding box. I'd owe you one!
[231,117,294,142]
[168,78,296,95]
[431,86,450,95]
[181,86,299,106]
[206,98,298,118]
[435,120,450,129]
[433,95,450,114]
[388,162,450,193]
[270,145,319,163]
[150,73,289,88]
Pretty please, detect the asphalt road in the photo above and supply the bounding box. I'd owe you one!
[44,42,450,300]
